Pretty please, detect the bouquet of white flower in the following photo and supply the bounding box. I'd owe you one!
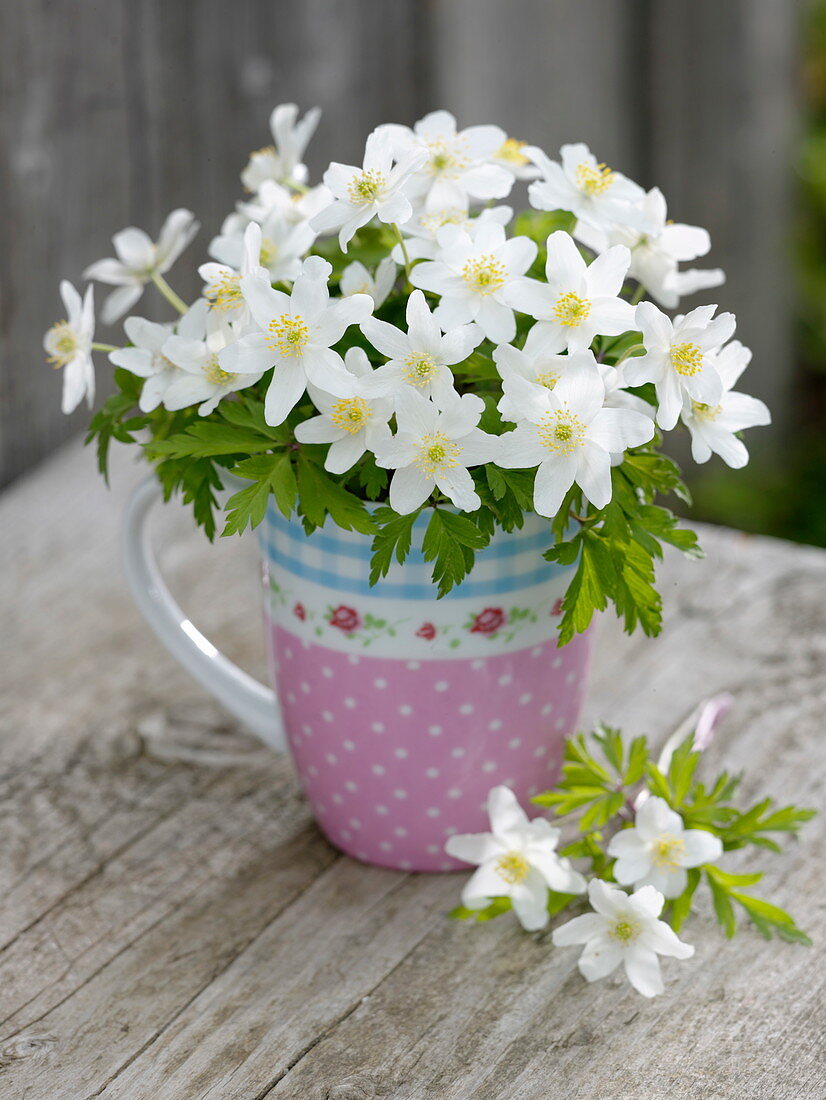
[46,103,770,643]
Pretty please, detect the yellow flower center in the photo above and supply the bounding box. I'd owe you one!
[691,400,722,422]
[403,353,437,387]
[575,161,615,196]
[347,170,386,205]
[251,144,276,158]
[496,851,531,885]
[204,355,232,385]
[268,314,310,357]
[609,918,641,943]
[652,834,686,870]
[46,321,79,369]
[415,432,461,475]
[206,275,244,312]
[462,254,506,295]
[671,342,704,377]
[534,368,561,390]
[259,237,279,267]
[427,140,468,178]
[329,396,371,434]
[497,138,530,165]
[553,291,591,328]
[420,208,467,234]
[537,405,587,456]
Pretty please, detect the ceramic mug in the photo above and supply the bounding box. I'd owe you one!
[123,476,593,871]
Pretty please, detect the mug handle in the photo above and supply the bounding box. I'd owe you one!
[121,474,286,752]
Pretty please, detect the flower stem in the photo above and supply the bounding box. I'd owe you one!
[91,342,119,353]
[630,283,647,305]
[391,223,412,282]
[151,271,188,315]
[615,343,646,366]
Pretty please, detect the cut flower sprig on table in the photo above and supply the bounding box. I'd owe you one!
[48,104,771,644]
[448,698,815,998]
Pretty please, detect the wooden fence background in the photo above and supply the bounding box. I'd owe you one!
[0,0,802,488]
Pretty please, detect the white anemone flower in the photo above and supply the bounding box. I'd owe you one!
[445,786,586,931]
[392,204,513,264]
[575,187,725,308]
[239,179,334,228]
[379,110,514,211]
[608,796,723,898]
[198,222,265,325]
[207,208,315,287]
[340,257,397,309]
[526,142,650,235]
[372,390,499,514]
[221,256,373,425]
[680,340,770,468]
[360,289,481,408]
[504,231,635,352]
[310,131,427,252]
[626,302,735,431]
[409,221,537,344]
[490,137,541,181]
[162,309,262,416]
[109,299,208,413]
[294,347,393,474]
[493,324,569,421]
[44,281,96,414]
[497,359,654,517]
[241,103,321,190]
[83,209,199,324]
[552,880,695,998]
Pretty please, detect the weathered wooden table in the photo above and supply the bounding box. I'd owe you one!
[1,438,823,1100]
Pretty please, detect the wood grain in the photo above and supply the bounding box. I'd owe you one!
[0,439,823,1098]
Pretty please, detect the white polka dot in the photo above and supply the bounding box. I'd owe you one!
[322,710,334,723]
[372,721,385,733]
[300,681,310,694]
[307,764,319,777]
[547,759,557,771]
[394,788,408,799]
[374,678,387,689]
[451,748,466,759]
[286,691,296,704]
[565,671,576,685]
[343,739,355,752]
[349,817,362,830]
[301,639,310,650]
[498,673,513,686]
[447,788,462,799]
[519,692,533,705]
[348,654,360,666]
[425,767,440,779]
[459,703,474,715]
[332,793,343,805]
[508,738,522,749]
[488,719,503,732]
[371,765,386,777]
[429,725,443,737]
[395,748,409,760]
[322,666,334,678]
[399,704,413,716]
[375,804,389,815]
[345,780,358,792]
[552,655,563,669]
[541,703,553,716]
[302,723,314,735]
[555,717,566,730]
[426,807,440,818]
[326,753,338,765]
[394,826,408,837]
[407,660,421,671]
[285,647,293,659]
[471,659,486,670]
[399,860,413,870]
[380,841,393,852]
[482,761,496,773]
[344,697,356,709]
[355,850,368,861]
[340,829,352,841]
[434,681,449,692]
[443,826,458,836]
[531,646,543,657]
[439,861,454,871]
[426,844,440,854]
[316,802,327,815]
[527,785,539,797]
[533,746,548,758]
[503,777,515,788]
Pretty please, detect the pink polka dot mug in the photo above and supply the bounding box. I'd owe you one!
[123,477,593,871]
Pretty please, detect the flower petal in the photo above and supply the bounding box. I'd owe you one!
[444,833,502,866]
[623,945,665,997]
[551,912,607,946]
[680,828,723,868]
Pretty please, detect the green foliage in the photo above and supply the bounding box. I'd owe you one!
[420,509,491,597]
[85,368,145,482]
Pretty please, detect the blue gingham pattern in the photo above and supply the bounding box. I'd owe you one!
[259,505,574,601]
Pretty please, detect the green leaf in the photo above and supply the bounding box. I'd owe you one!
[421,509,490,598]
[369,506,420,585]
[449,897,513,922]
[296,457,376,535]
[669,868,701,932]
[706,869,737,938]
[221,452,298,536]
